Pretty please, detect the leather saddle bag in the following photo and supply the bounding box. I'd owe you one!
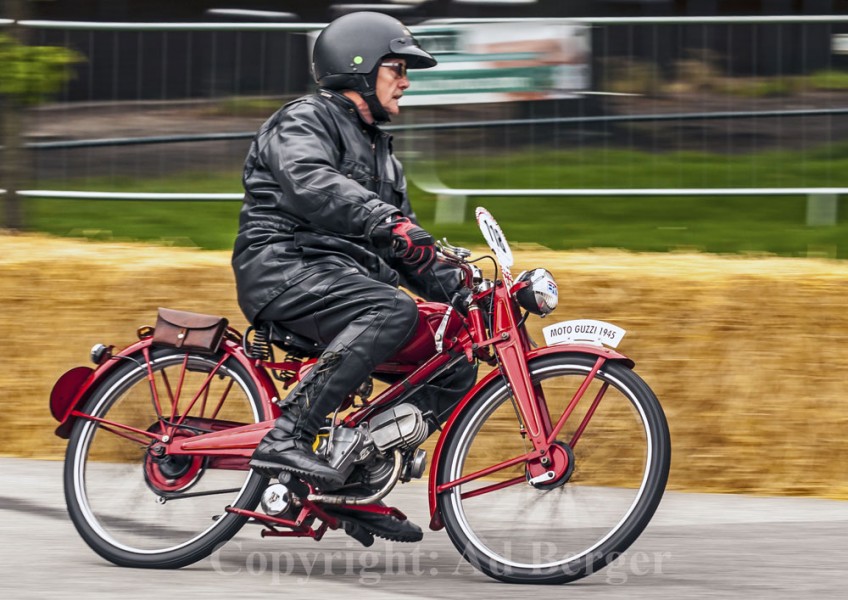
[152,307,229,353]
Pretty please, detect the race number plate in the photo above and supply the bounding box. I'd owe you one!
[542,319,627,349]
[475,207,514,286]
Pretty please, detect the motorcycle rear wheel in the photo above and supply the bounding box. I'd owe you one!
[64,347,269,569]
[437,353,670,584]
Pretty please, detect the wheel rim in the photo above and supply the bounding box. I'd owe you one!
[446,362,655,572]
[71,354,261,555]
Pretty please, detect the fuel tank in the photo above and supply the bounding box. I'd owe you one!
[384,300,463,366]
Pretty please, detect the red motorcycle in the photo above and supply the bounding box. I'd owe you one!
[50,208,670,584]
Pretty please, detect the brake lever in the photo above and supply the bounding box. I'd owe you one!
[437,238,472,261]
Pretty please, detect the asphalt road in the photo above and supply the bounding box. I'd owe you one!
[2,457,847,599]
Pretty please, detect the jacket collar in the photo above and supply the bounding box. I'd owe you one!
[317,88,382,131]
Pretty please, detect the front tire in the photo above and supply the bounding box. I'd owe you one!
[64,347,269,569]
[437,353,670,584]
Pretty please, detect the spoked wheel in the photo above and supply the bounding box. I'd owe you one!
[64,347,270,568]
[437,353,670,584]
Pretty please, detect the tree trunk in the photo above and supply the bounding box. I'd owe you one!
[1,0,29,231]
[1,95,25,231]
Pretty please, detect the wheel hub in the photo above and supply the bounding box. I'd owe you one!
[144,430,205,494]
[526,441,575,490]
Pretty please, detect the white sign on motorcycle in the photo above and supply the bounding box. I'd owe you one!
[475,207,514,285]
[543,319,627,349]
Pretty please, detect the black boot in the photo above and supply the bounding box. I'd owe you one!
[321,484,423,543]
[250,352,348,490]
[327,501,424,543]
[249,404,345,490]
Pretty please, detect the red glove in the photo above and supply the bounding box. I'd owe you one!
[389,217,436,274]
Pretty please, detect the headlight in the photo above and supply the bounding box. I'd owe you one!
[515,268,558,316]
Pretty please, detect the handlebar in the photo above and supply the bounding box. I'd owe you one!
[436,238,472,262]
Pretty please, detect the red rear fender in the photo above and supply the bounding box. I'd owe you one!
[50,339,155,439]
[49,338,281,439]
[50,366,96,435]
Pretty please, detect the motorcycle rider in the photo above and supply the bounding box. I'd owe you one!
[231,12,476,542]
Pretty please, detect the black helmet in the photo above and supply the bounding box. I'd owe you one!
[313,11,436,89]
[311,11,436,122]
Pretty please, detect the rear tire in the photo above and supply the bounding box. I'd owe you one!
[64,347,269,568]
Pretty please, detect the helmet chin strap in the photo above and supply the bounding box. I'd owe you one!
[355,73,391,125]
[362,92,391,124]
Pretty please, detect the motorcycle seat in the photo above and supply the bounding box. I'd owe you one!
[261,321,325,356]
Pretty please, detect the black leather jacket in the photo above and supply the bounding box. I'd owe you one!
[232,89,460,323]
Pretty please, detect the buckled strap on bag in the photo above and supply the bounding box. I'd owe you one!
[153,308,229,353]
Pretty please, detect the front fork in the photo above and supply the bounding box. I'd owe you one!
[472,284,608,483]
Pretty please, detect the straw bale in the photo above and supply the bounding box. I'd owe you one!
[2,233,847,499]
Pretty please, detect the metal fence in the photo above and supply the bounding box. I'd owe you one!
[2,15,848,226]
[410,16,848,223]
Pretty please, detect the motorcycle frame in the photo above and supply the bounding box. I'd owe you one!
[52,276,634,532]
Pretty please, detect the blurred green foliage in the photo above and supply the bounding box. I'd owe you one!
[26,188,848,258]
[23,142,848,258]
[0,33,83,105]
[602,53,848,98]
[808,69,848,91]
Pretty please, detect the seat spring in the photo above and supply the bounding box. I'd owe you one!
[272,352,305,384]
[247,326,273,361]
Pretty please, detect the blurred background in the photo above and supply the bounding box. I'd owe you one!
[3,8,848,600]
[2,0,848,255]
[2,0,848,500]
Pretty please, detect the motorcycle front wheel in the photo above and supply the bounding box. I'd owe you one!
[437,353,670,584]
[64,347,269,569]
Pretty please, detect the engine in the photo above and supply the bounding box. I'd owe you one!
[317,404,430,489]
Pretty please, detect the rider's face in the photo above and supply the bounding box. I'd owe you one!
[376,58,410,117]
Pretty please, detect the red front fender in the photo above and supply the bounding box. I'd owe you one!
[426,343,634,530]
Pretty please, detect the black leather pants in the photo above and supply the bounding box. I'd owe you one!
[257,259,476,435]
[259,262,420,435]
